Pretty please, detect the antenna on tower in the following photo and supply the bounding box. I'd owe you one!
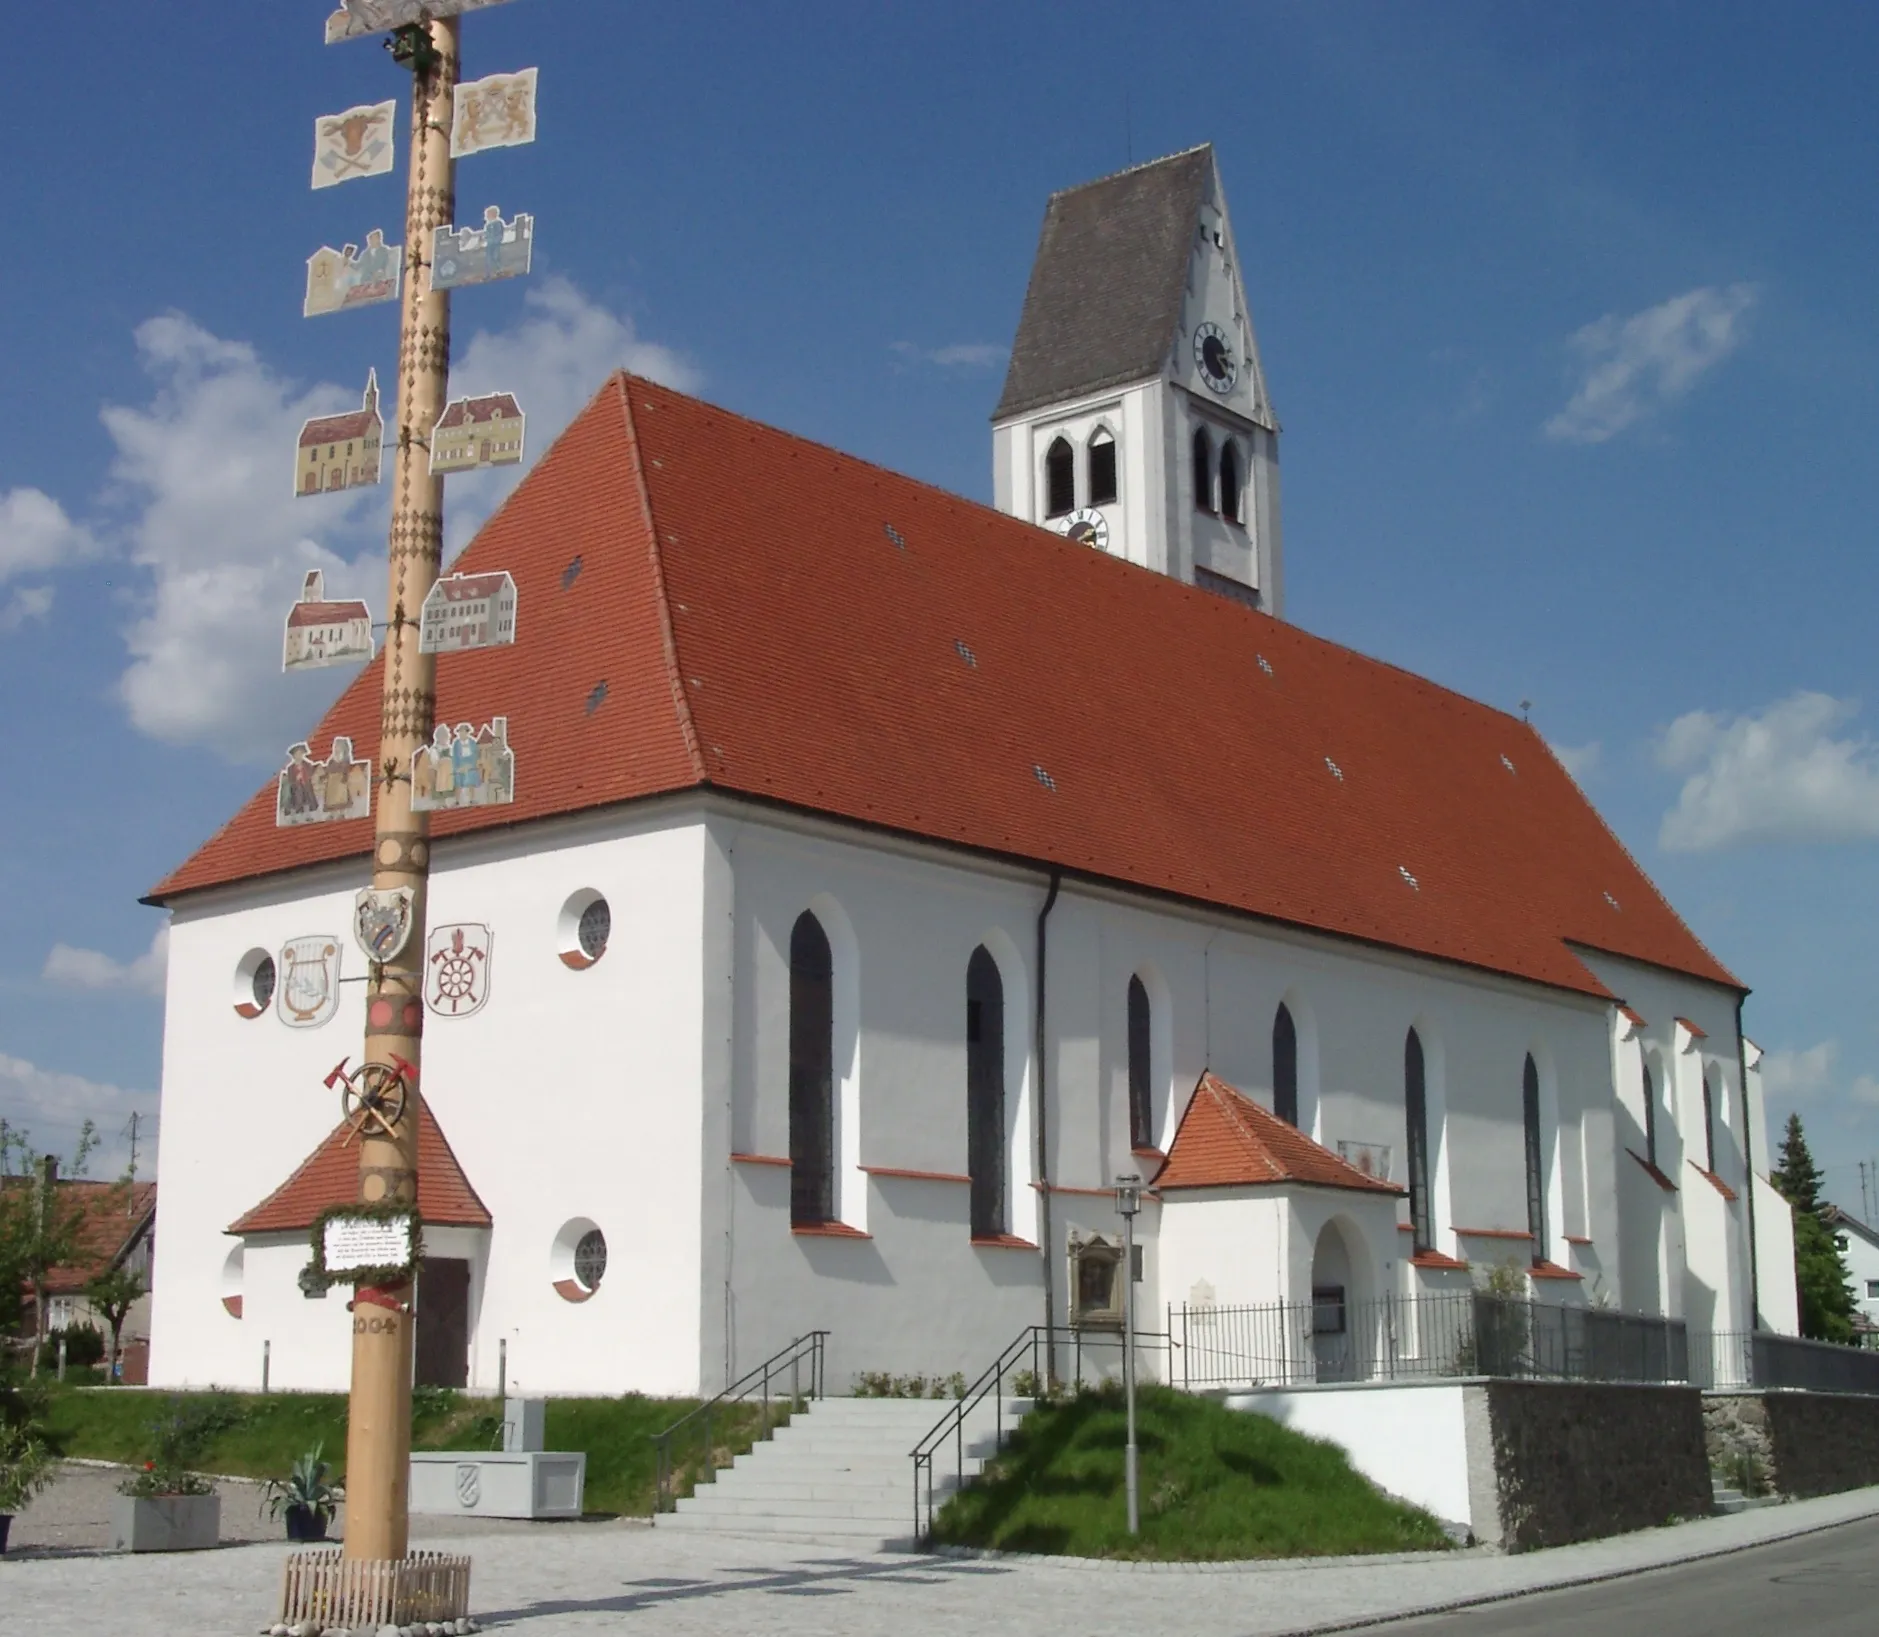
[122,1111,142,1193]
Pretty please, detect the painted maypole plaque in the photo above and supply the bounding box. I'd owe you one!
[325,0,518,44]
[430,207,533,291]
[426,924,493,1017]
[296,370,384,497]
[410,718,515,812]
[451,69,539,157]
[277,937,343,1029]
[311,100,396,188]
[354,886,417,963]
[419,571,518,654]
[304,232,405,317]
[283,570,374,671]
[430,393,525,475]
[277,737,372,826]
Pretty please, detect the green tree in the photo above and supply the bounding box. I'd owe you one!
[1770,1112,1857,1343]
[85,1264,146,1384]
[0,1123,99,1377]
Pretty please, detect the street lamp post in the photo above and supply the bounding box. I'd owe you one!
[1115,1171,1142,1536]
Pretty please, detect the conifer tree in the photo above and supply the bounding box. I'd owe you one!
[1771,1113,1856,1343]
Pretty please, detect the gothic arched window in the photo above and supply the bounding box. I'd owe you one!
[1088,428,1118,507]
[1273,1004,1298,1128]
[1641,1061,1658,1168]
[1522,1055,1546,1261]
[1192,427,1215,514]
[967,946,1007,1238]
[1127,975,1154,1151]
[1405,1029,1432,1253]
[1045,437,1075,519]
[1702,1071,1717,1174]
[788,911,834,1226]
[1219,439,1242,523]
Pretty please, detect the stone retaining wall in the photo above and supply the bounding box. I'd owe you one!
[1468,1381,1711,1552]
[1705,1390,1879,1499]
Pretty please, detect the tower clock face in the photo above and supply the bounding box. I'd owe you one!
[1193,321,1238,393]
[1059,508,1111,552]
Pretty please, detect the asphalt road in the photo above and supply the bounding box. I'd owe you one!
[1367,1515,1879,1636]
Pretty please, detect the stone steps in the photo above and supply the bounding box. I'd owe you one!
[657,1395,1031,1547]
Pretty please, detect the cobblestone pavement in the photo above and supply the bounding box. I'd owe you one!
[2,1482,1875,1637]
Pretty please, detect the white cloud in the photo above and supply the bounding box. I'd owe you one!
[100,314,387,762]
[23,282,698,761]
[0,584,53,633]
[0,487,97,583]
[1548,740,1601,781]
[1759,1041,1836,1101]
[890,341,1007,372]
[43,925,169,998]
[1657,692,1879,851]
[1545,283,1755,444]
[443,278,701,551]
[0,1051,153,1179]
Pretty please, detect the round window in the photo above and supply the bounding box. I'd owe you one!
[233,949,277,1019]
[577,898,611,962]
[573,1228,608,1293]
[558,889,611,969]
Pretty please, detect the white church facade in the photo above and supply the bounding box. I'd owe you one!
[145,148,1796,1399]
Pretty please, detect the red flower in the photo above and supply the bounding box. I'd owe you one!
[144,1460,154,1471]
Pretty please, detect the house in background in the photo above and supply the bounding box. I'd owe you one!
[1823,1205,1879,1343]
[6,1166,157,1382]
[296,369,384,496]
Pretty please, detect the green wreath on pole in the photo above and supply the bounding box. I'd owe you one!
[304,1201,425,1292]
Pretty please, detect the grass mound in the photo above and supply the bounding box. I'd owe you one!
[931,1384,1452,1561]
[40,1386,785,1516]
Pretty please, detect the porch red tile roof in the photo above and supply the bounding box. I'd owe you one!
[1153,1072,1404,1195]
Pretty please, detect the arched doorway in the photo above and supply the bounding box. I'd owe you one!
[1309,1219,1367,1382]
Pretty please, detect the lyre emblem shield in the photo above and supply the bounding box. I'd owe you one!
[278,937,343,1029]
[426,923,492,1018]
[353,887,416,963]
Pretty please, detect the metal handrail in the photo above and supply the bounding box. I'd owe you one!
[651,1330,827,1514]
[909,1324,1171,1543]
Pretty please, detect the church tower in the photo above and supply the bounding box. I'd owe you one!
[992,145,1283,615]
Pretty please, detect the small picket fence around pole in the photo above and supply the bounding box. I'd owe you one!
[278,1549,473,1630]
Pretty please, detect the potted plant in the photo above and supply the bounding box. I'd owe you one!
[0,1421,56,1555]
[264,1444,340,1542]
[111,1402,220,1552]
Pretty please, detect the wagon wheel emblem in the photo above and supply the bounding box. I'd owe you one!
[326,1055,415,1141]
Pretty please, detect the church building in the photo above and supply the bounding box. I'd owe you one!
[145,147,1796,1398]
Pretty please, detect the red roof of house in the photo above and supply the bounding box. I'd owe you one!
[227,1100,491,1235]
[151,375,1738,1001]
[1153,1072,1404,1194]
[437,394,522,430]
[430,571,514,604]
[299,408,381,448]
[3,1178,156,1296]
[287,599,370,629]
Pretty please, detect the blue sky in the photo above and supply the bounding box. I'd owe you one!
[2,2,1876,1211]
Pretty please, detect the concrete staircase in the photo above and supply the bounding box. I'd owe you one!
[1711,1480,1780,1515]
[656,1394,1032,1548]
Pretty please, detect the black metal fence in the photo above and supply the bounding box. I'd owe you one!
[1694,1330,1879,1395]
[1169,1292,1688,1390]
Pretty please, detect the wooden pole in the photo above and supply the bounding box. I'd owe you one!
[343,13,458,1566]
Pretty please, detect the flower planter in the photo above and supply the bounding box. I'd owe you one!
[284,1503,330,1543]
[110,1492,220,1552]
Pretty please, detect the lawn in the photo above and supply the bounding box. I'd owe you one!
[39,1385,787,1517]
[931,1384,1453,1561]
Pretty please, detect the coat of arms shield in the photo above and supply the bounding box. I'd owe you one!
[354,887,416,963]
[426,923,492,1018]
[278,937,343,1029]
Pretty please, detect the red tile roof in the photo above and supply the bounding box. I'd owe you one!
[437,393,522,429]
[1,1179,157,1295]
[1154,1072,1404,1194]
[227,1100,491,1234]
[286,599,370,629]
[299,407,380,448]
[1675,1016,1709,1038]
[149,376,1739,1001]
